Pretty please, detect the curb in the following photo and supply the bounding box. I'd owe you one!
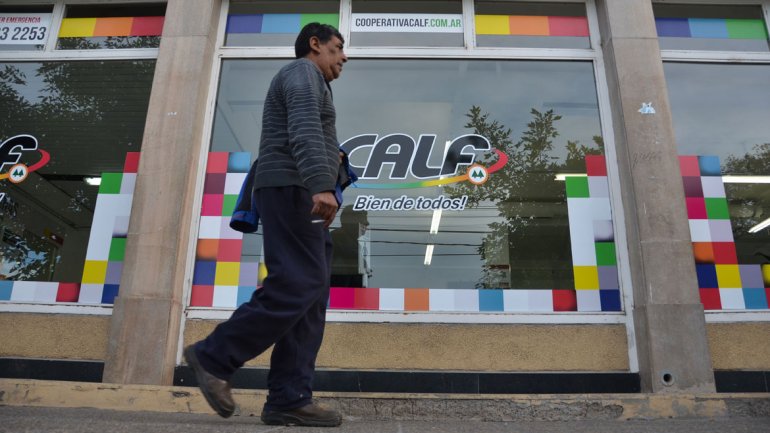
[1,379,768,421]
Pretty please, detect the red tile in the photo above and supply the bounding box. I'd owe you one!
[190,285,214,307]
[552,289,577,311]
[584,155,607,177]
[56,283,80,302]
[217,239,243,262]
[712,242,738,264]
[548,16,589,37]
[130,16,164,36]
[123,152,140,173]
[699,288,721,310]
[679,156,701,176]
[354,288,379,310]
[206,152,229,174]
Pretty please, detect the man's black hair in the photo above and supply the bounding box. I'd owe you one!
[295,22,344,58]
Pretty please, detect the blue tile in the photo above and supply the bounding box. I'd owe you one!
[227,14,262,34]
[228,152,252,173]
[698,156,722,176]
[101,284,119,304]
[696,264,718,288]
[478,289,504,312]
[600,290,622,311]
[656,18,691,37]
[237,286,255,306]
[261,14,301,34]
[193,261,216,285]
[689,18,729,39]
[742,288,768,309]
[0,281,12,300]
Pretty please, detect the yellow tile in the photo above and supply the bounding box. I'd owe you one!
[573,266,599,290]
[258,262,268,285]
[82,260,108,284]
[475,15,509,35]
[59,18,97,37]
[215,262,240,286]
[763,264,770,286]
[716,264,742,288]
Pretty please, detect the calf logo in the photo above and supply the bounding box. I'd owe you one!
[0,135,50,182]
[341,133,507,189]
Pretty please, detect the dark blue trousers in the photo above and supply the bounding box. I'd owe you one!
[195,186,333,411]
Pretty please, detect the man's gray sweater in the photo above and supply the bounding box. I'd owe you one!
[253,58,340,196]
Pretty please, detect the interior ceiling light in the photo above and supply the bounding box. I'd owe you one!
[84,177,102,186]
[554,173,587,181]
[721,175,770,184]
[748,217,770,234]
[424,244,434,266]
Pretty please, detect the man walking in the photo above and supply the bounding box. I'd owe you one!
[184,23,348,427]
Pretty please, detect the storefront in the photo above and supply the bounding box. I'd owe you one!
[1,0,769,394]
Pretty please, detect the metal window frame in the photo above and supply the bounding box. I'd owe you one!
[0,0,164,60]
[652,0,770,325]
[181,0,643,338]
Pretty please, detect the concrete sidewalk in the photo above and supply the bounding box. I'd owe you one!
[2,406,770,433]
[0,379,768,429]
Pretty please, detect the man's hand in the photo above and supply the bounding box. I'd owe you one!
[311,191,338,228]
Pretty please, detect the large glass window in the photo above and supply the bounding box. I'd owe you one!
[206,58,614,312]
[665,62,770,309]
[0,60,154,301]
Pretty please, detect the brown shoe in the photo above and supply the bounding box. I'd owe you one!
[183,345,235,418]
[260,402,342,427]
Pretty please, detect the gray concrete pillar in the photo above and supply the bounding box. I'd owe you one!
[595,0,716,393]
[102,0,222,385]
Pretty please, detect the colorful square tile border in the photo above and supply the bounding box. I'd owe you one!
[681,155,770,311]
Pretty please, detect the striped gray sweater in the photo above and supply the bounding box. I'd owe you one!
[253,58,340,196]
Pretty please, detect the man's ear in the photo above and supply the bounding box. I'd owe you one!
[308,36,322,55]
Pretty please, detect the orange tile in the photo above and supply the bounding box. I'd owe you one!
[508,16,549,36]
[196,239,219,260]
[692,242,714,264]
[404,288,429,311]
[93,17,133,37]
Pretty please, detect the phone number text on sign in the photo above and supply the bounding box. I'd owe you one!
[0,13,52,45]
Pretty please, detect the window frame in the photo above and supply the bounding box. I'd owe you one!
[653,0,770,62]
[187,0,636,329]
[0,0,165,316]
[652,0,770,324]
[0,0,164,61]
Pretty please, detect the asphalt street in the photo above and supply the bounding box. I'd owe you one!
[1,406,769,433]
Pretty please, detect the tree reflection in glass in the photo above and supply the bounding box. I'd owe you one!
[447,106,602,289]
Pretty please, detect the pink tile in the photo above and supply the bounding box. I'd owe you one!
[329,287,355,309]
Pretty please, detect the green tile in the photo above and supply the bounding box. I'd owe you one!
[705,197,730,220]
[595,242,616,266]
[222,195,238,217]
[301,13,339,28]
[109,238,126,262]
[99,173,123,194]
[726,19,768,40]
[565,176,590,198]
